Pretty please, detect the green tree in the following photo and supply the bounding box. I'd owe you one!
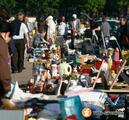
[0,0,16,12]
[117,0,129,15]
[24,0,61,17]
[83,0,106,16]
[59,0,106,19]
[1,0,129,18]
[103,0,129,17]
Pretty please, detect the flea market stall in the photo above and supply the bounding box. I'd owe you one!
[2,35,129,120]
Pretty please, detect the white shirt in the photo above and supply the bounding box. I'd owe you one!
[13,23,28,39]
[73,20,77,30]
[57,22,67,36]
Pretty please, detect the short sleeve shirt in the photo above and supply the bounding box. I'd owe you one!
[13,23,28,39]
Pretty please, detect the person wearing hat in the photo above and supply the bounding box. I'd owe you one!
[70,14,80,49]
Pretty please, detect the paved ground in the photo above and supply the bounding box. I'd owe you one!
[11,59,33,85]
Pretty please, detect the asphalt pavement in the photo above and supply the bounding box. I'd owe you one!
[11,59,33,85]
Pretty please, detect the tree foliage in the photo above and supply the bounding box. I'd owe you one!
[84,0,106,14]
[117,0,129,15]
[0,0,129,18]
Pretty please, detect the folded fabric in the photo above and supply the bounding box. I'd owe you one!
[65,88,107,107]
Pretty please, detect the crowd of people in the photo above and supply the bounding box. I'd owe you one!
[0,6,81,100]
[0,4,129,104]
